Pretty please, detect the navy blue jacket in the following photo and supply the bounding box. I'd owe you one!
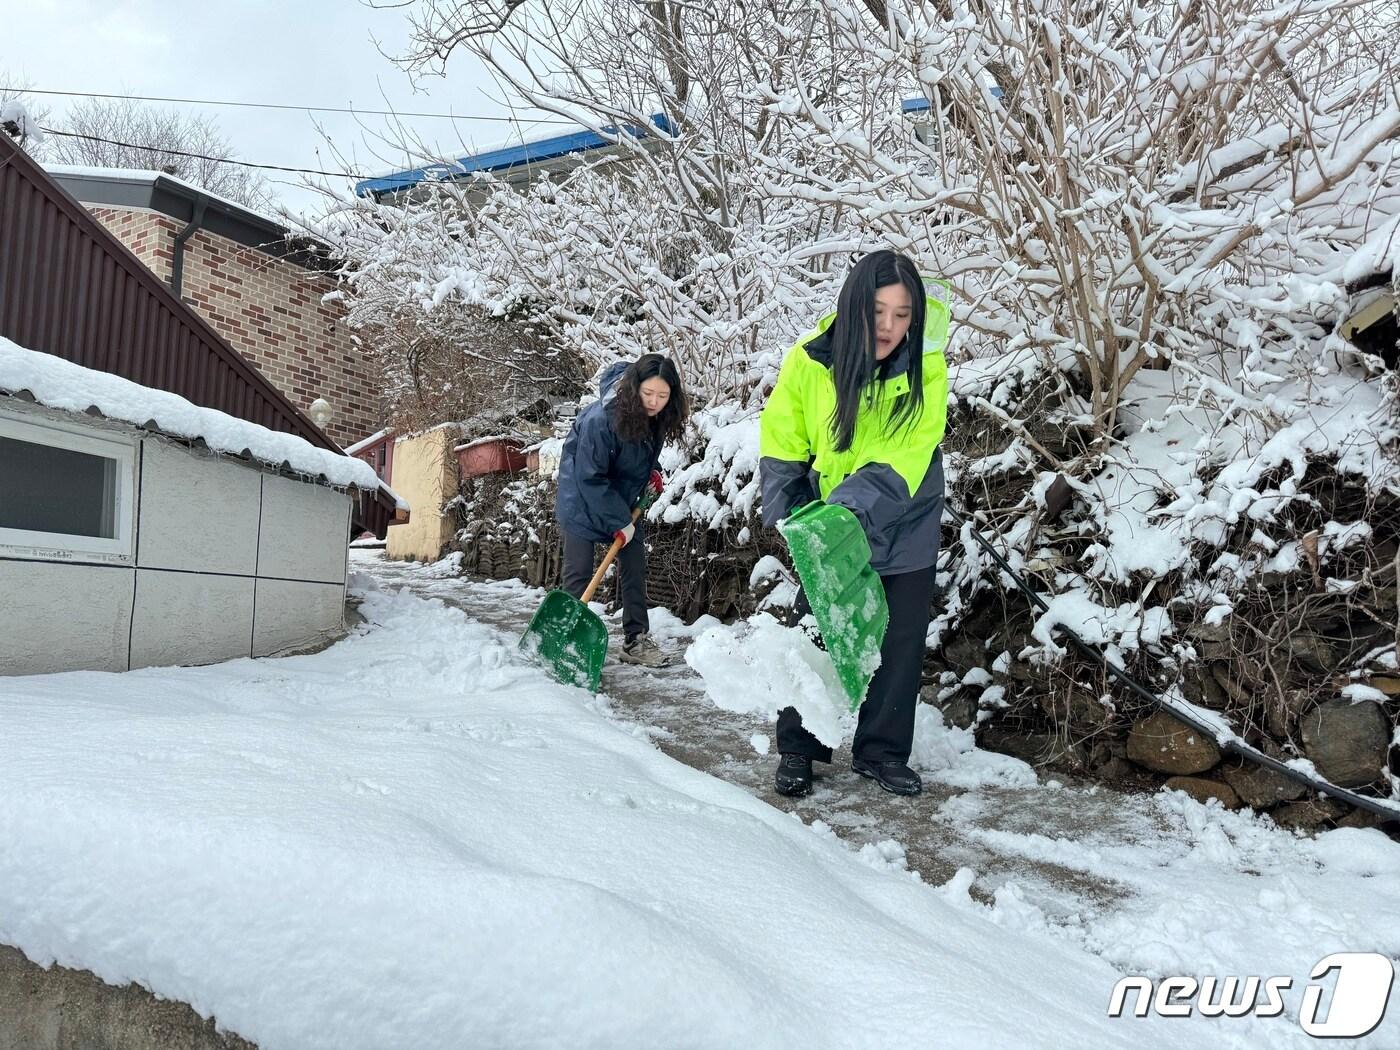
[556,362,660,543]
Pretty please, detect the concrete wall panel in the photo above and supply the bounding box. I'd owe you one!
[252,577,345,658]
[136,439,261,575]
[257,476,350,584]
[129,570,255,669]
[0,561,133,675]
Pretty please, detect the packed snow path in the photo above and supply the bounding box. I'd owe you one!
[360,552,1142,916]
[357,554,1400,987]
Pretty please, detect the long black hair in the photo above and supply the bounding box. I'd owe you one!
[827,251,926,453]
[611,353,690,444]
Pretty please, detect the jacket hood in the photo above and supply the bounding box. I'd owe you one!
[597,361,631,400]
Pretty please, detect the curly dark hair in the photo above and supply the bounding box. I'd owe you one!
[611,354,690,444]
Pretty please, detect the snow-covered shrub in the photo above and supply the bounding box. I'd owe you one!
[315,193,588,431]
[764,0,1400,433]
[929,347,1398,802]
[349,0,1398,806]
[334,0,1398,451]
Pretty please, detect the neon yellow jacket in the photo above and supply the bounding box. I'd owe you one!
[759,293,950,573]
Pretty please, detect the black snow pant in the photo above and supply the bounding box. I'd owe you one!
[560,525,650,643]
[776,565,934,766]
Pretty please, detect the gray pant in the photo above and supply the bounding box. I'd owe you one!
[560,526,650,642]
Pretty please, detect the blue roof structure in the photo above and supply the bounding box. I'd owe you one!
[355,113,676,200]
[902,86,1004,115]
[357,98,999,200]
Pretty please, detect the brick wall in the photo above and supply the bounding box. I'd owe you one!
[89,205,381,448]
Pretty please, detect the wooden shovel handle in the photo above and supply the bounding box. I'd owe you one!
[580,505,643,604]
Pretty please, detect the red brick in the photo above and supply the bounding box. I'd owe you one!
[85,205,381,445]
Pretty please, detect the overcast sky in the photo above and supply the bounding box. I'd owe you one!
[4,0,569,213]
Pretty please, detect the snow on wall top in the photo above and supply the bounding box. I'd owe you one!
[455,433,520,453]
[344,428,392,455]
[0,336,381,491]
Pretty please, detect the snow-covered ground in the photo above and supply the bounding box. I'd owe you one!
[1,552,1397,1049]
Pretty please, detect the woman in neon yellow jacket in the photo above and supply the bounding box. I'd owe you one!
[759,250,949,798]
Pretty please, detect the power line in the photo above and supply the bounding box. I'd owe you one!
[21,87,576,125]
[40,126,374,180]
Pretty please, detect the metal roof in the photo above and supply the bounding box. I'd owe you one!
[357,102,998,202]
[0,134,398,537]
[355,113,675,202]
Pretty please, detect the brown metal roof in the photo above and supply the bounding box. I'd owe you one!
[0,135,398,538]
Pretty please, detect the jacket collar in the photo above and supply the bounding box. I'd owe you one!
[801,325,913,381]
[797,289,950,371]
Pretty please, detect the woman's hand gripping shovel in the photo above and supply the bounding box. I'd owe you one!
[519,505,644,692]
[778,501,889,709]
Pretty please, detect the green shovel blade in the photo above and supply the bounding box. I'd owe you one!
[519,589,608,692]
[778,502,888,709]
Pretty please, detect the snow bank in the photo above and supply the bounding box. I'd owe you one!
[0,336,380,490]
[685,619,1041,787]
[0,581,1216,1050]
[910,705,1039,789]
[938,788,1400,1044]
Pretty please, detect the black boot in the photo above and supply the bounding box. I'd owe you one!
[852,758,922,796]
[774,754,813,797]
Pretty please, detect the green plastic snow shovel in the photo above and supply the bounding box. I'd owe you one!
[778,501,889,710]
[519,506,642,691]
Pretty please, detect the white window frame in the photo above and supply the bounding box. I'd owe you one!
[0,411,138,565]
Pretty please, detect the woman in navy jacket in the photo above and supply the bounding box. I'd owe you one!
[555,354,690,666]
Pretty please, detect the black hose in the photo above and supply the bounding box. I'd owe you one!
[943,504,1400,823]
